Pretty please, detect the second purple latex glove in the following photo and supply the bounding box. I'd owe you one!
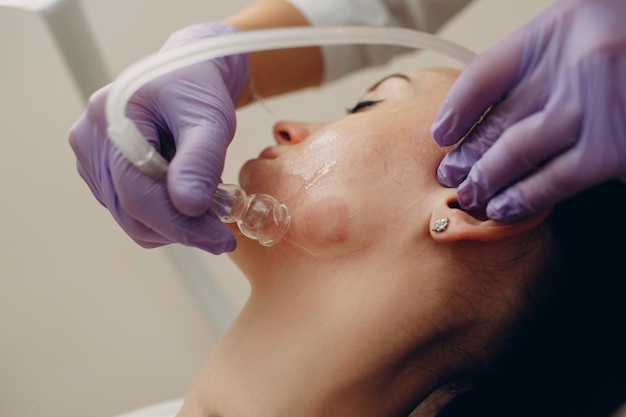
[431,0,626,222]
[68,22,248,253]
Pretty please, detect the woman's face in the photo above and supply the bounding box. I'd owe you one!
[239,68,459,256]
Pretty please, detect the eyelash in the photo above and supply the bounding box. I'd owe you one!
[346,100,383,114]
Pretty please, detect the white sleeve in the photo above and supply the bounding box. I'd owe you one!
[285,0,474,82]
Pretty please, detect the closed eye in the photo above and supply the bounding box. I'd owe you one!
[346,100,383,114]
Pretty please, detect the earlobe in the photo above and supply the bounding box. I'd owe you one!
[429,189,551,243]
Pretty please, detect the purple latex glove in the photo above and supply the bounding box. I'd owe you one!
[431,0,626,222]
[68,22,248,253]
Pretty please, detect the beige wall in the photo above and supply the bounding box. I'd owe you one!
[0,1,552,416]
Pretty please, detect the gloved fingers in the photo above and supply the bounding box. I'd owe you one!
[125,93,168,152]
[159,22,248,100]
[437,82,549,188]
[486,146,599,223]
[116,194,235,253]
[455,105,581,210]
[110,195,229,252]
[69,90,117,206]
[435,97,515,188]
[436,132,487,187]
[73,149,174,248]
[111,207,171,249]
[110,150,236,254]
[161,22,238,51]
[74,158,107,208]
[167,121,231,217]
[431,28,526,147]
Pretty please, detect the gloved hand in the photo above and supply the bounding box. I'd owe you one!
[431,0,626,222]
[68,22,248,253]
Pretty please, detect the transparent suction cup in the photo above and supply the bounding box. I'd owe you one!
[210,183,291,247]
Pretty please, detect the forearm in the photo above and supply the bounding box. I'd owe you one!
[222,0,474,105]
[223,0,323,107]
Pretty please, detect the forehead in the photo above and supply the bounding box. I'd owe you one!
[403,67,460,93]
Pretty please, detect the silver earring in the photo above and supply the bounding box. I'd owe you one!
[432,217,450,233]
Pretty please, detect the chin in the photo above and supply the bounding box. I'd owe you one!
[238,166,268,196]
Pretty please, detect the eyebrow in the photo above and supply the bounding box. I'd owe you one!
[367,73,411,92]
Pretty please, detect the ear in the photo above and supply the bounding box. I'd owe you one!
[429,189,552,243]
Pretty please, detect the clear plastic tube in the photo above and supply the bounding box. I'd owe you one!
[104,26,475,246]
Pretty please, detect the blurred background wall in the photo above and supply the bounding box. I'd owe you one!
[0,1,552,416]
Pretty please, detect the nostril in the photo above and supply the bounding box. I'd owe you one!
[273,121,311,144]
[277,130,291,142]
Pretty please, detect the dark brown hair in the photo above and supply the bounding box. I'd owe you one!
[437,180,626,417]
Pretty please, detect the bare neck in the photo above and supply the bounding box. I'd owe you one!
[190,242,477,417]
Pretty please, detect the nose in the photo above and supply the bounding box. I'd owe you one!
[273,121,326,145]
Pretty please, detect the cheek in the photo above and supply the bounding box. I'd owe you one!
[285,195,356,257]
[239,159,305,206]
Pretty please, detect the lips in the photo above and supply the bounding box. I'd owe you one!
[258,146,278,159]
